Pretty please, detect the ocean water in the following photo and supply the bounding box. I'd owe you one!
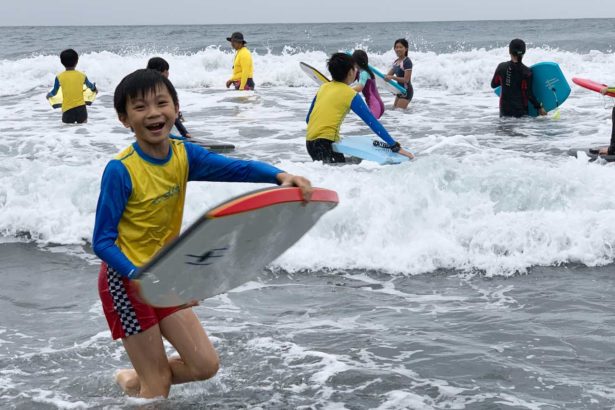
[1,19,615,408]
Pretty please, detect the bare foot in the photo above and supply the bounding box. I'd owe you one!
[114,368,140,396]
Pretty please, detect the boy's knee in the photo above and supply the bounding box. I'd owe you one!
[190,355,219,381]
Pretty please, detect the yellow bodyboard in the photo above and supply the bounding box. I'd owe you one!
[47,85,97,109]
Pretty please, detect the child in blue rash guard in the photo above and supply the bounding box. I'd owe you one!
[47,49,97,124]
[306,52,414,163]
[146,57,191,138]
[92,69,312,399]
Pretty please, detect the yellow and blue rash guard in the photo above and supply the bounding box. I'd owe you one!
[229,47,254,90]
[306,81,396,146]
[92,138,282,278]
[47,70,97,112]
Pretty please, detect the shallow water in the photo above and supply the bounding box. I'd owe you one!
[1,243,614,408]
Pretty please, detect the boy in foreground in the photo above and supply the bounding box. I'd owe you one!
[93,69,311,398]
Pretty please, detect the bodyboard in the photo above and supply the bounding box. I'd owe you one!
[189,138,235,154]
[332,136,410,165]
[137,187,339,307]
[47,85,97,109]
[369,64,407,96]
[300,62,330,85]
[572,78,615,98]
[568,148,615,162]
[494,62,570,116]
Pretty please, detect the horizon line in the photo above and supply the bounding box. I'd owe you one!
[1,16,614,28]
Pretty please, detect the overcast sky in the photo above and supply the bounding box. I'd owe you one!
[2,0,615,26]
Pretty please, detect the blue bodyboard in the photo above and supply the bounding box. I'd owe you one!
[494,62,570,117]
[369,64,407,96]
[345,51,407,96]
[332,136,410,165]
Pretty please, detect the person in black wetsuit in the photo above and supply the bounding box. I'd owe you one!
[597,85,615,155]
[491,39,547,118]
[146,57,192,138]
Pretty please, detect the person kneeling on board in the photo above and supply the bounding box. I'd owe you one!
[491,39,547,118]
[305,52,414,163]
[596,85,615,155]
[93,69,312,399]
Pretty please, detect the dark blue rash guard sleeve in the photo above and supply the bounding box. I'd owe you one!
[184,142,283,184]
[92,160,138,278]
[306,96,317,123]
[350,94,396,146]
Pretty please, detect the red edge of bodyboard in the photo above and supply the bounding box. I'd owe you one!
[207,187,339,218]
[572,77,615,97]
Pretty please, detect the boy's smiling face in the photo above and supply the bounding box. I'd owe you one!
[119,83,179,151]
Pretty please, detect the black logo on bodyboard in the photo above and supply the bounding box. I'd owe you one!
[186,247,228,266]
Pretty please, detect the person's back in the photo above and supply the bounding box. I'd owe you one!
[47,49,97,124]
[57,70,88,111]
[306,81,356,142]
[491,39,545,118]
[492,60,534,117]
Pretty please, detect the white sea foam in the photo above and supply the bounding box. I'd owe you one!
[2,47,615,276]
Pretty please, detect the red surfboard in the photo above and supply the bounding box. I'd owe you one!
[137,187,339,307]
[572,77,615,97]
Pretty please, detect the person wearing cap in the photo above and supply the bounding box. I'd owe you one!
[491,39,547,118]
[225,32,255,91]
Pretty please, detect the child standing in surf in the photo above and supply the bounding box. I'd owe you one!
[384,39,414,109]
[597,85,615,155]
[352,50,385,119]
[93,69,312,398]
[491,39,547,118]
[305,52,413,163]
[46,49,97,124]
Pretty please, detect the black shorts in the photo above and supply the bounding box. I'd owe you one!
[306,139,345,163]
[397,84,414,101]
[62,105,88,124]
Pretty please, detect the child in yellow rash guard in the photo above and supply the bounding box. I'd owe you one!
[305,53,414,163]
[597,85,615,155]
[46,49,97,124]
[225,32,255,90]
[92,69,312,399]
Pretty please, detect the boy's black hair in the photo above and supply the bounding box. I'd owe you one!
[146,56,170,72]
[114,69,179,116]
[60,49,79,68]
[394,39,409,57]
[352,50,374,80]
[327,52,355,82]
